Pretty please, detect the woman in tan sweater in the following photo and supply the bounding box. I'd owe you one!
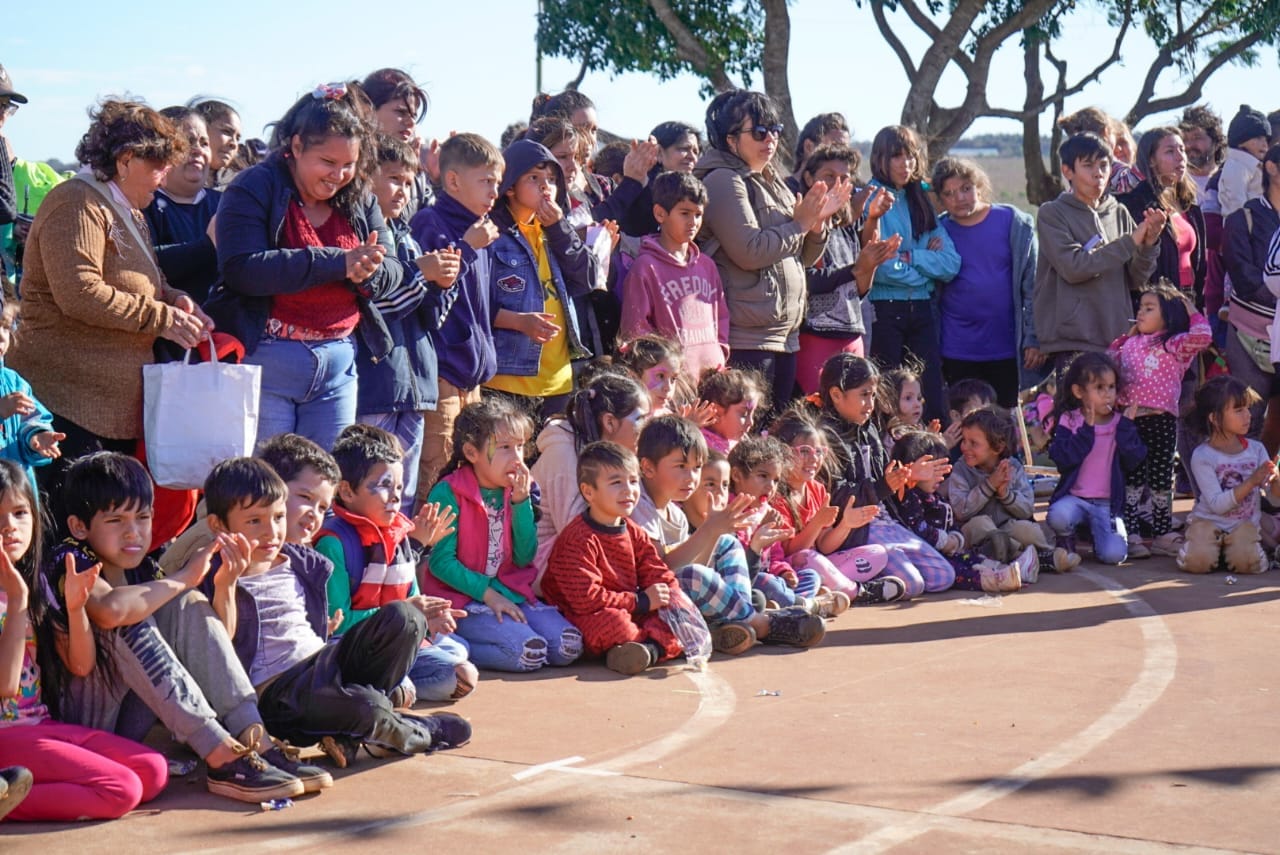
[9,100,212,515]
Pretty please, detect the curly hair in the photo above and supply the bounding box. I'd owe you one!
[1179,104,1227,168]
[930,156,993,205]
[75,99,188,181]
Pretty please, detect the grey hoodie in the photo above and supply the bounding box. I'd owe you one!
[1032,191,1158,355]
[693,148,827,352]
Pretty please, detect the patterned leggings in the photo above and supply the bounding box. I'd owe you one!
[674,534,756,624]
[1124,412,1178,538]
[830,517,956,597]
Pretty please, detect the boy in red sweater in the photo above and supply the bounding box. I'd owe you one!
[542,442,683,675]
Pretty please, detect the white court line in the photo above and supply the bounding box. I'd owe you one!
[828,568,1179,855]
[511,755,586,780]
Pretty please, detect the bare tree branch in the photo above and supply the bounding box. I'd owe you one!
[1128,29,1267,123]
[870,0,919,79]
[646,0,735,91]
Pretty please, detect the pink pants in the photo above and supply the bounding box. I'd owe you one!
[796,333,864,396]
[790,545,889,593]
[0,720,168,822]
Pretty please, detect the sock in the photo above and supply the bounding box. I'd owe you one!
[643,641,663,666]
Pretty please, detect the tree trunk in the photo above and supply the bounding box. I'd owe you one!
[760,0,799,170]
[1021,39,1063,205]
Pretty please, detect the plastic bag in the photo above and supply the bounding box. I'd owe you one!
[660,587,712,670]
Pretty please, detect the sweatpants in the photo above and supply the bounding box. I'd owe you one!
[62,589,263,760]
[0,720,168,822]
[258,601,430,750]
[674,534,755,624]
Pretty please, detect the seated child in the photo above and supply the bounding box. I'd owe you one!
[0,458,167,822]
[636,416,826,649]
[767,405,905,604]
[543,442,684,675]
[698,366,766,455]
[944,407,1049,562]
[943,377,997,456]
[424,397,583,672]
[199,458,471,769]
[315,425,479,704]
[358,135,462,515]
[0,303,63,493]
[893,430,1037,592]
[51,452,326,802]
[682,449,730,532]
[615,334,687,419]
[878,365,933,452]
[1045,353,1147,565]
[619,170,729,380]
[1178,376,1277,574]
[727,435,849,616]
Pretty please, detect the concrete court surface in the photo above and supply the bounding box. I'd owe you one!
[3,554,1279,854]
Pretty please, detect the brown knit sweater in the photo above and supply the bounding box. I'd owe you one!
[10,177,182,440]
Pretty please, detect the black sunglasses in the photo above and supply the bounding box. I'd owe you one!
[740,124,783,142]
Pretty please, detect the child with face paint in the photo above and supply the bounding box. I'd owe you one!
[423,398,583,672]
[616,334,687,417]
[313,425,478,707]
[697,367,766,455]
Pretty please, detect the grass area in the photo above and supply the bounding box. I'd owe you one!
[981,155,1036,213]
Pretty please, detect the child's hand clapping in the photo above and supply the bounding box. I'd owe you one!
[0,391,36,420]
[61,553,100,613]
[988,458,1012,497]
[943,419,963,450]
[1249,459,1278,490]
[410,502,458,549]
[749,507,794,555]
[678,400,718,428]
[416,247,462,288]
[884,460,910,494]
[807,505,840,531]
[28,430,65,460]
[837,495,879,531]
[464,216,500,250]
[707,493,758,537]
[910,455,952,484]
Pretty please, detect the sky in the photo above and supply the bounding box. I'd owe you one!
[4,0,1278,163]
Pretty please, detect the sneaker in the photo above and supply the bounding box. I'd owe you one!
[0,766,34,822]
[206,740,305,803]
[1013,544,1039,585]
[1127,535,1152,559]
[980,561,1022,593]
[405,712,473,751]
[808,590,850,617]
[605,641,654,675]
[853,576,909,604]
[763,606,826,647]
[711,621,756,655]
[319,735,360,769]
[365,710,451,758]
[1150,532,1184,557]
[261,740,334,793]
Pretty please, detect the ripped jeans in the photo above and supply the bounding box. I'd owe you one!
[454,601,583,672]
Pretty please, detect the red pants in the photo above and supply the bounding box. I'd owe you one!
[796,332,863,395]
[565,607,682,660]
[0,720,168,822]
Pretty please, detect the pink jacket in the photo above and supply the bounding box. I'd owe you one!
[1109,312,1212,416]
[620,236,729,380]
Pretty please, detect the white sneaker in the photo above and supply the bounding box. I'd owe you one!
[1013,544,1039,585]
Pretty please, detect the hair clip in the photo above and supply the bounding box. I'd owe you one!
[587,388,597,399]
[312,82,348,101]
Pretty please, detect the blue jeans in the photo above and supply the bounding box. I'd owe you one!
[245,336,358,452]
[455,601,582,672]
[407,633,471,701]
[752,567,821,606]
[1047,496,1128,565]
[360,410,425,516]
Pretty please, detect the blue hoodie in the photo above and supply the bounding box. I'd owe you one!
[408,192,497,391]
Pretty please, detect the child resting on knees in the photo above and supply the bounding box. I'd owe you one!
[542,442,684,675]
[51,453,326,803]
[1177,376,1278,574]
[424,398,583,672]
[199,458,471,769]
[315,425,478,705]
[893,430,1037,592]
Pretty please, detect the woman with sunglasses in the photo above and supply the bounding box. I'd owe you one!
[695,90,850,420]
[205,81,400,451]
[865,125,960,425]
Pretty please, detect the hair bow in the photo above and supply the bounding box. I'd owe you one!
[312,82,348,101]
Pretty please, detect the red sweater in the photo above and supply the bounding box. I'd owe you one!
[269,201,360,336]
[542,514,677,616]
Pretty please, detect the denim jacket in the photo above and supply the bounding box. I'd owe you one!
[206,151,402,358]
[489,204,593,376]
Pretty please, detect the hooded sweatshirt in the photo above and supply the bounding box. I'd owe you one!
[1032,191,1159,355]
[693,148,826,353]
[529,418,586,591]
[620,235,729,378]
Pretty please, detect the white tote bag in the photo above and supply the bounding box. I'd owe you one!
[143,338,261,489]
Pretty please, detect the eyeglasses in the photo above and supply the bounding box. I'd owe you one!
[739,124,783,142]
[791,444,826,460]
[0,101,16,118]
